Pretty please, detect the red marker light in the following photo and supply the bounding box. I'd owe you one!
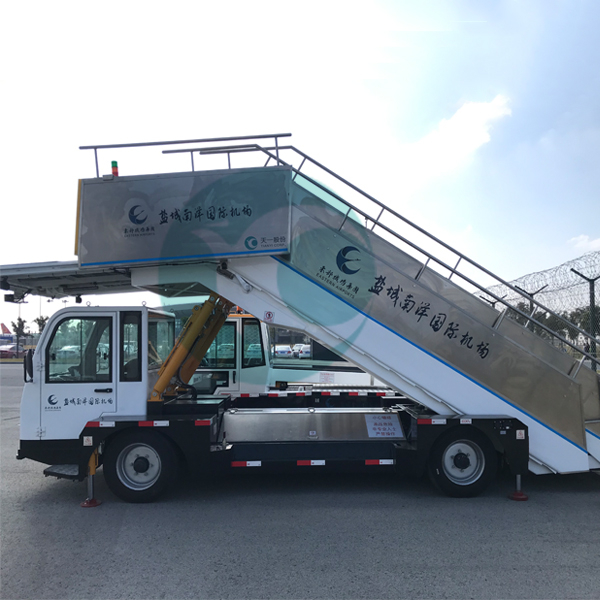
[111,161,119,176]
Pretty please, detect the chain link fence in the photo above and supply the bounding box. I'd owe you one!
[483,250,600,370]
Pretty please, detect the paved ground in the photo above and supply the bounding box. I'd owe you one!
[1,362,600,600]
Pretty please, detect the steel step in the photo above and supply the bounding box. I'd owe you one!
[43,464,81,480]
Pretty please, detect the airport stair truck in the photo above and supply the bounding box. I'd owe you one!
[12,134,600,503]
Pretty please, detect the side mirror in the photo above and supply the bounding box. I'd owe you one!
[24,349,34,383]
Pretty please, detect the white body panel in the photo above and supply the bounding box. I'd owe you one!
[133,258,591,474]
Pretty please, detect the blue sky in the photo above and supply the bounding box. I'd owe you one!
[1,0,599,327]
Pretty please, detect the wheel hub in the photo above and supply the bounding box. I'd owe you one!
[133,456,150,473]
[452,451,471,470]
[116,443,162,490]
[441,440,485,486]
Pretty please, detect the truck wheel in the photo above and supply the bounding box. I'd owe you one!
[104,431,178,503]
[427,428,497,498]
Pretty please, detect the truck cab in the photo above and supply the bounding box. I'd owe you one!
[188,312,383,395]
[20,306,174,454]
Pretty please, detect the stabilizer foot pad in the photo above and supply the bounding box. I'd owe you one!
[81,498,101,508]
[508,491,529,501]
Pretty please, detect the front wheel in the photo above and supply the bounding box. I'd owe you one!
[104,430,178,503]
[427,428,497,498]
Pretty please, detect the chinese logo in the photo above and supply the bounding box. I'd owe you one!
[45,394,61,411]
[128,205,148,225]
[336,246,361,275]
[245,236,258,250]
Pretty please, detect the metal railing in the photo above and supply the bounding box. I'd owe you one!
[80,134,599,373]
[80,133,291,178]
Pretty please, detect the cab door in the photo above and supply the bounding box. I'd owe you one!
[41,312,118,440]
[189,319,240,395]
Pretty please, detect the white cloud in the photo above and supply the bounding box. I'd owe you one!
[569,234,600,252]
[406,94,511,181]
[359,94,512,215]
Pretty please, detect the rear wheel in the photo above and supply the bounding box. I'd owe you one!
[104,430,178,503]
[428,428,497,497]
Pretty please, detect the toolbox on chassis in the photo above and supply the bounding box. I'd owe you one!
[17,299,529,503]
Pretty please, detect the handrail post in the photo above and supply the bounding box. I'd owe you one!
[448,256,462,281]
[492,309,508,330]
[371,207,385,231]
[415,258,431,281]
[338,208,352,232]
[292,157,306,181]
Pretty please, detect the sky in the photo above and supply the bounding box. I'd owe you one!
[1,0,599,331]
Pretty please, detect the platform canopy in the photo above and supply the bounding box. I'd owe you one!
[0,260,213,302]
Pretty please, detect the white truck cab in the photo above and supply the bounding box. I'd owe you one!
[21,306,174,446]
[189,312,382,396]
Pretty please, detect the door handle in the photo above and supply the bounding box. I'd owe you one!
[232,372,236,384]
[94,388,113,393]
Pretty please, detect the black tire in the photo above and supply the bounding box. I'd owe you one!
[427,427,497,498]
[103,430,178,503]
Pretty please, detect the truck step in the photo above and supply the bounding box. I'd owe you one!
[43,464,81,480]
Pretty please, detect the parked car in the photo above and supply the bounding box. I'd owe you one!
[246,343,263,359]
[0,344,26,359]
[292,343,304,358]
[217,343,235,359]
[274,344,293,358]
[55,345,81,362]
[298,344,312,359]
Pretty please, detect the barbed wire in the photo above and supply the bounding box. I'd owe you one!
[484,250,600,314]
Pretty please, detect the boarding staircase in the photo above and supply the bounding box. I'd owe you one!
[78,134,600,475]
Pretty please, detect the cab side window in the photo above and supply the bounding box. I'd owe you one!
[242,320,265,368]
[46,317,112,383]
[204,323,236,369]
[120,312,141,382]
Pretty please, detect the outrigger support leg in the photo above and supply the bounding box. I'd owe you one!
[508,473,529,501]
[81,449,101,508]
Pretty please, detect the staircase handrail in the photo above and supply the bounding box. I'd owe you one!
[79,135,598,370]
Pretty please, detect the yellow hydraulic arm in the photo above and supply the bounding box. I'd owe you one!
[149,294,234,402]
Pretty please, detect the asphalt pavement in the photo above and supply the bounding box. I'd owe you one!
[2,362,600,600]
